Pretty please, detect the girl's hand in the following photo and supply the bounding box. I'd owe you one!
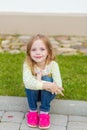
[51,83,64,96]
[58,87,64,91]
[43,82,64,96]
[55,89,64,96]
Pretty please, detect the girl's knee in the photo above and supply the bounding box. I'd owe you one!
[41,75,53,82]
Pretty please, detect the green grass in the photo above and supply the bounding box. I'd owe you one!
[0,52,26,96]
[0,53,87,101]
[56,55,87,100]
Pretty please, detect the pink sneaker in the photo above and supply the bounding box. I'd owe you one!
[26,111,38,127]
[39,113,50,129]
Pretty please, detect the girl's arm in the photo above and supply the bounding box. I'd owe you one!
[51,61,63,89]
[42,82,64,96]
[23,63,43,90]
[36,70,64,96]
[23,62,64,96]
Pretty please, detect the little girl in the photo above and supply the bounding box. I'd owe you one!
[23,34,64,129]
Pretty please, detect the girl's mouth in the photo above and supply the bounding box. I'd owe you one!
[35,56,42,59]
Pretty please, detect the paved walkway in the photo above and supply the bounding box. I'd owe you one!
[0,96,87,130]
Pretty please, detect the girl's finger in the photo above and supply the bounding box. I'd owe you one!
[59,87,64,91]
[58,89,64,96]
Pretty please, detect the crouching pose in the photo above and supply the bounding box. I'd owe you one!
[23,34,64,129]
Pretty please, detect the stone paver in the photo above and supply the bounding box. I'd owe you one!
[1,111,24,123]
[69,115,87,122]
[50,114,67,126]
[20,119,39,130]
[0,122,20,130]
[0,111,4,117]
[67,122,87,130]
[0,111,4,121]
[49,125,66,130]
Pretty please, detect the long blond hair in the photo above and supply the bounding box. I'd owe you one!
[25,34,55,75]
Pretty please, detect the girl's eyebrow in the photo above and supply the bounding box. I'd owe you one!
[31,48,36,51]
[40,47,45,48]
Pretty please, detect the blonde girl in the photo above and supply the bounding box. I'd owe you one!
[23,34,64,129]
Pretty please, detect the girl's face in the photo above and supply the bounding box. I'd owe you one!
[30,39,48,65]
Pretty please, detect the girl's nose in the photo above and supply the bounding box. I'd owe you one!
[36,50,41,54]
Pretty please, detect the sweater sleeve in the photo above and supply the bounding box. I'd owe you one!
[23,62,43,90]
[51,61,62,88]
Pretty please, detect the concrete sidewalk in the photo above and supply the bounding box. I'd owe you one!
[0,96,87,130]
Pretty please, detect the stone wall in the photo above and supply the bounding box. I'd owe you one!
[0,34,87,55]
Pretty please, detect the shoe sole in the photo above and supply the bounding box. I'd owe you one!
[27,123,38,128]
[39,125,50,129]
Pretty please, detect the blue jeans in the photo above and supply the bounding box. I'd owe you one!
[25,76,55,112]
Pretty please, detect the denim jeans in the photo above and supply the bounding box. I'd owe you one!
[25,76,55,112]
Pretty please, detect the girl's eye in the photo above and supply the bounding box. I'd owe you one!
[31,48,45,51]
[40,48,45,51]
[31,48,36,51]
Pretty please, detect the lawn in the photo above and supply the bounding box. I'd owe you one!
[0,53,87,101]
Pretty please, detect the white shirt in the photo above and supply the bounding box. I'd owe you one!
[23,61,62,90]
